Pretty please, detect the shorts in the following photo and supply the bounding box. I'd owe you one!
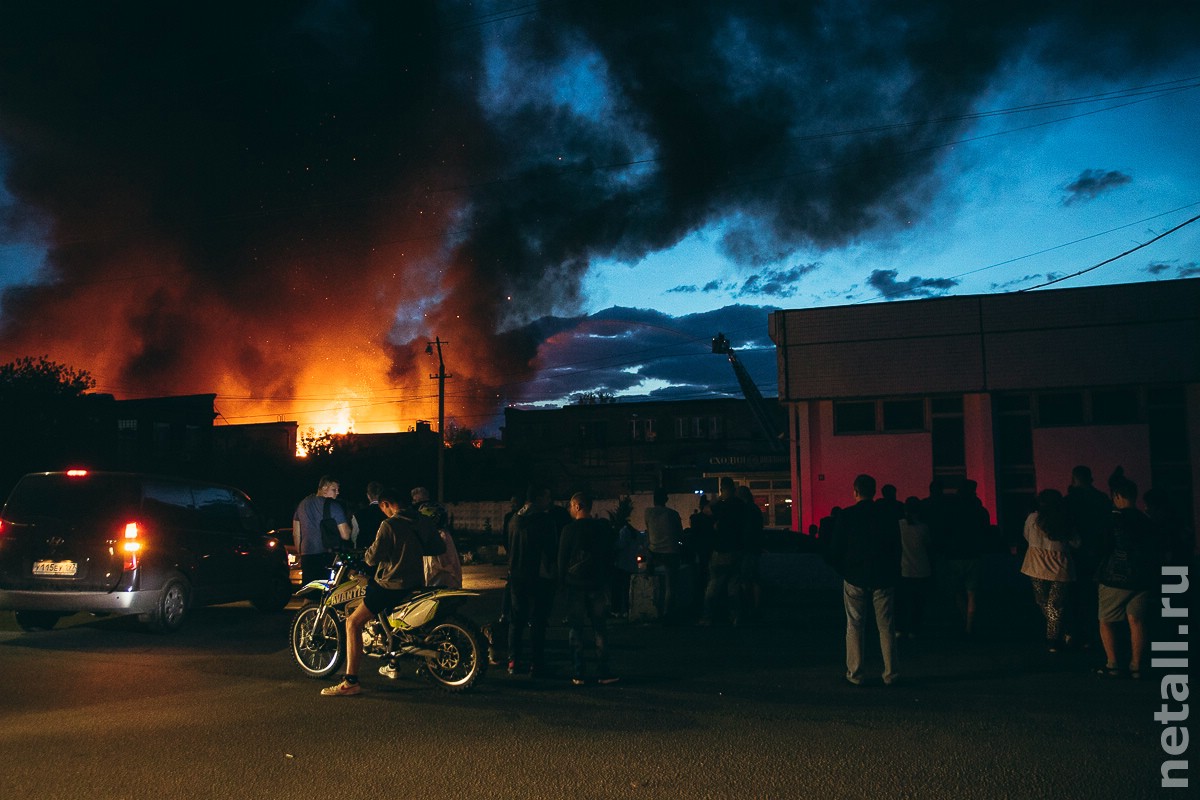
[364,581,414,614]
[1097,584,1151,623]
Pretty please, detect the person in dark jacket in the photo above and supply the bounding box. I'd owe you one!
[1095,477,1161,678]
[699,477,746,626]
[830,474,902,686]
[351,480,387,549]
[558,491,618,685]
[736,485,765,619]
[938,479,990,635]
[506,484,565,677]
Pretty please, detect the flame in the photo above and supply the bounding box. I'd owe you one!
[0,240,528,445]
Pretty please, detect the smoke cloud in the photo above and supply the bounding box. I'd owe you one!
[0,1,1195,431]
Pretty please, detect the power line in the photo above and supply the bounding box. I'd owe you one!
[860,200,1200,303]
[1018,212,1200,292]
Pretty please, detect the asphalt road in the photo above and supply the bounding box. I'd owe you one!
[0,555,1187,800]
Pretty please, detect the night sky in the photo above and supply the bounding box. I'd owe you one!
[1,1,1197,435]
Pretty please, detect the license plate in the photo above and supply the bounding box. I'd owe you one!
[32,560,78,577]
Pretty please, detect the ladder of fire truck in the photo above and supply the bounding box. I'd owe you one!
[711,332,784,453]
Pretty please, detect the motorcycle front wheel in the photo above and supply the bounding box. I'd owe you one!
[422,615,486,692]
[290,605,344,679]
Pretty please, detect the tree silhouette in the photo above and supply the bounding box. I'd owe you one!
[0,355,95,399]
[0,356,101,489]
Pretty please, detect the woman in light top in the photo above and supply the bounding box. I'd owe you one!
[1020,489,1079,652]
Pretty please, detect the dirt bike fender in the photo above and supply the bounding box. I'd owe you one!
[293,581,328,602]
[388,589,480,630]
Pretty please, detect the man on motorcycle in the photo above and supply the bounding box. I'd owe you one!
[321,487,425,697]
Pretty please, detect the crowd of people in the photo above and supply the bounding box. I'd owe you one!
[1017,466,1193,680]
[482,476,771,685]
[819,465,1193,687]
[295,467,1193,695]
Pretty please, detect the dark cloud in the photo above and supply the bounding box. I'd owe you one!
[1061,169,1132,206]
[1148,261,1200,278]
[736,263,819,298]
[866,269,958,300]
[0,1,1194,430]
[668,263,817,299]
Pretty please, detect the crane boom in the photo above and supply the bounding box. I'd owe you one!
[712,333,783,452]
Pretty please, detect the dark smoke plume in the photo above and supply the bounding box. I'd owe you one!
[0,1,1195,430]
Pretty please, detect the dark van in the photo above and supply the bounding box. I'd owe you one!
[0,470,292,632]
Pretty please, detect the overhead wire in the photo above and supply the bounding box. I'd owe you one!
[859,200,1200,303]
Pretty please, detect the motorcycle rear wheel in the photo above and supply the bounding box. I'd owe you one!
[290,605,344,679]
[422,615,486,692]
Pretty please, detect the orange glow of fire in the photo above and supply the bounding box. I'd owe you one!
[0,240,513,454]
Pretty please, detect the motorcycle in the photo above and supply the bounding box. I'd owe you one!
[288,549,486,692]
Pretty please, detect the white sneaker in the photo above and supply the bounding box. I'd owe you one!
[378,663,398,680]
[320,679,362,696]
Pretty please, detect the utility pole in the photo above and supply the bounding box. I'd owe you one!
[425,337,451,502]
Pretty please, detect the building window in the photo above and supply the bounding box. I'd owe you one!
[676,416,723,440]
[930,396,964,414]
[1091,388,1139,425]
[1037,392,1085,426]
[834,399,927,435]
[834,402,875,434]
[882,399,925,432]
[631,418,656,441]
[1033,388,1145,427]
[995,394,1030,413]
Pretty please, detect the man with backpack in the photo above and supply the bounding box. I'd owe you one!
[293,475,352,585]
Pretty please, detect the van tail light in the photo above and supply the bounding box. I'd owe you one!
[122,521,142,570]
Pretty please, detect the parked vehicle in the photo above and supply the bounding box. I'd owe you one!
[289,548,486,692]
[0,470,292,632]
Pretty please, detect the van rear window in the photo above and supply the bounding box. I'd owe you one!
[3,474,142,524]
